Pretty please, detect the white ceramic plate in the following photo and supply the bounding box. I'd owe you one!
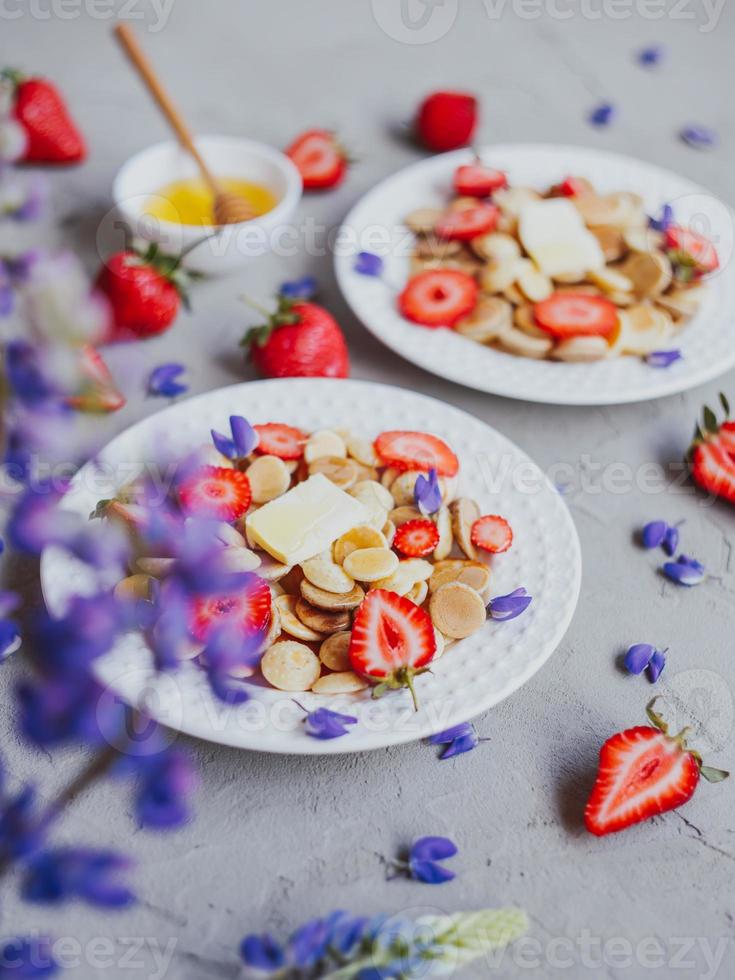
[335,144,735,405]
[40,379,581,754]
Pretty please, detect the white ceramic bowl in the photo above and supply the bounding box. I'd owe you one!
[112,136,303,276]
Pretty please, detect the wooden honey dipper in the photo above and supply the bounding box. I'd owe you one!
[114,22,255,226]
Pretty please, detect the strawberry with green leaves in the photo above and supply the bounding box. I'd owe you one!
[688,393,735,505]
[3,68,86,164]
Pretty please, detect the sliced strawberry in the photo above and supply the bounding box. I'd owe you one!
[285,129,348,190]
[393,519,440,558]
[66,344,125,414]
[534,292,618,339]
[178,466,251,521]
[253,423,305,460]
[374,430,459,477]
[349,589,436,710]
[718,421,735,456]
[435,204,499,241]
[551,176,588,198]
[453,163,507,198]
[398,269,478,328]
[471,515,513,554]
[665,226,719,279]
[190,573,271,643]
[691,441,735,505]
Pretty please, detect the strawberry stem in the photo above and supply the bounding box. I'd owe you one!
[403,670,420,713]
[240,294,274,319]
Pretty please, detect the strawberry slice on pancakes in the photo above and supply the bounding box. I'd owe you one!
[533,292,618,340]
[435,203,499,241]
[471,515,513,554]
[349,590,436,711]
[178,466,251,521]
[374,430,459,477]
[190,573,272,644]
[253,423,306,460]
[398,269,478,328]
[393,519,440,558]
[453,163,507,198]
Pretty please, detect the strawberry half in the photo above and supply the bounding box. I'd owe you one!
[190,573,271,643]
[349,589,436,710]
[178,466,252,521]
[471,515,513,554]
[66,345,125,414]
[584,698,728,836]
[374,430,459,477]
[435,204,499,241]
[253,423,306,460]
[4,68,86,164]
[453,163,507,198]
[393,519,440,558]
[285,129,348,190]
[398,269,478,328]
[533,292,618,339]
[688,396,735,505]
[665,226,719,281]
[415,91,478,153]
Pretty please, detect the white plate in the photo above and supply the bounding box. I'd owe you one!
[40,379,581,754]
[335,144,735,405]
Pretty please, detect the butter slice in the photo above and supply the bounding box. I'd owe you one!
[245,473,369,566]
[519,199,605,278]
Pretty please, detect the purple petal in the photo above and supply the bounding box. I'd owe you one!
[624,643,656,675]
[678,554,705,571]
[428,722,474,745]
[414,468,442,516]
[354,251,384,277]
[210,429,236,459]
[641,520,667,549]
[410,835,458,863]
[646,349,682,369]
[147,364,188,398]
[649,204,674,233]
[589,103,615,128]
[663,525,679,557]
[439,732,478,760]
[408,860,456,885]
[230,415,259,457]
[279,276,317,300]
[680,125,718,150]
[638,45,665,68]
[304,708,357,740]
[240,934,286,971]
[647,649,666,683]
[663,559,705,586]
[488,588,532,621]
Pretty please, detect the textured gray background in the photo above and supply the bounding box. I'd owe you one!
[3,1,735,977]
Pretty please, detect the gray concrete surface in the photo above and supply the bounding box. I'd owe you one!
[3,1,735,977]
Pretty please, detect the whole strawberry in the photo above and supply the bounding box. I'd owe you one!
[96,244,190,342]
[3,68,86,164]
[688,394,735,505]
[243,294,350,379]
[416,91,478,153]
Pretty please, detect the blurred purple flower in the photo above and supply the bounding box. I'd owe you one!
[408,836,458,884]
[428,722,478,760]
[4,341,60,407]
[30,593,126,674]
[134,747,197,830]
[20,251,109,345]
[211,415,259,460]
[487,587,532,622]
[414,468,442,516]
[147,363,188,398]
[0,776,43,862]
[680,125,718,150]
[201,620,264,705]
[304,707,357,740]
[17,672,123,748]
[354,252,384,277]
[0,937,58,978]
[21,848,135,908]
[240,934,286,972]
[637,45,665,68]
[649,204,674,233]
[663,555,706,586]
[646,350,682,368]
[279,276,317,300]
[0,169,47,221]
[589,103,615,127]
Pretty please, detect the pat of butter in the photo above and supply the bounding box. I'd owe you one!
[245,473,369,566]
[519,199,605,277]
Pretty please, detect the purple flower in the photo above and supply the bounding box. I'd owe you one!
[589,103,615,128]
[354,252,384,277]
[408,836,458,884]
[0,168,47,222]
[641,520,667,549]
[20,251,109,345]
[148,363,188,398]
[201,620,263,705]
[304,707,357,740]
[649,204,674,233]
[663,555,706,586]
[487,587,532,622]
[279,276,317,300]
[4,341,61,407]
[663,525,679,557]
[680,125,718,150]
[211,415,259,460]
[22,848,135,908]
[240,934,286,972]
[30,593,126,674]
[414,468,442,516]
[0,937,58,978]
[624,643,666,682]
[17,672,123,748]
[0,779,43,861]
[6,481,75,555]
[0,618,20,662]
[637,45,665,68]
[134,747,197,829]
[428,722,478,760]
[646,349,682,368]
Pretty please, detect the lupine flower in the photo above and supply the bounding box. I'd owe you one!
[21,848,135,908]
[0,937,58,978]
[663,525,679,557]
[487,587,532,621]
[649,204,674,233]
[279,276,317,300]
[663,554,706,586]
[0,776,43,862]
[147,363,188,398]
[21,251,109,345]
[240,934,286,972]
[624,643,666,683]
[641,520,667,549]
[134,746,197,829]
[0,168,46,221]
[30,593,126,674]
[680,125,718,150]
[0,591,20,662]
[646,350,682,368]
[354,251,384,277]
[211,414,259,460]
[647,649,666,682]
[200,620,263,704]
[414,467,442,516]
[18,672,124,748]
[637,45,665,68]
[303,707,357,740]
[407,836,458,884]
[0,251,41,317]
[589,103,615,127]
[4,341,60,407]
[428,722,479,760]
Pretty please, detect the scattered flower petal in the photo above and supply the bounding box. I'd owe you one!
[279,276,317,301]
[428,722,478,759]
[304,707,357,740]
[663,556,706,586]
[354,251,384,277]
[211,415,259,460]
[646,349,682,368]
[148,363,188,398]
[408,836,458,885]
[641,520,667,549]
[588,103,615,128]
[637,45,665,68]
[663,525,679,557]
[649,204,674,233]
[240,934,286,972]
[414,467,442,516]
[624,643,658,675]
[487,587,532,621]
[647,649,666,683]
[21,848,135,908]
[680,125,718,150]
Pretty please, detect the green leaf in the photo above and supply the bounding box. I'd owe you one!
[719,392,730,418]
[415,908,529,968]
[700,765,730,784]
[702,406,719,434]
